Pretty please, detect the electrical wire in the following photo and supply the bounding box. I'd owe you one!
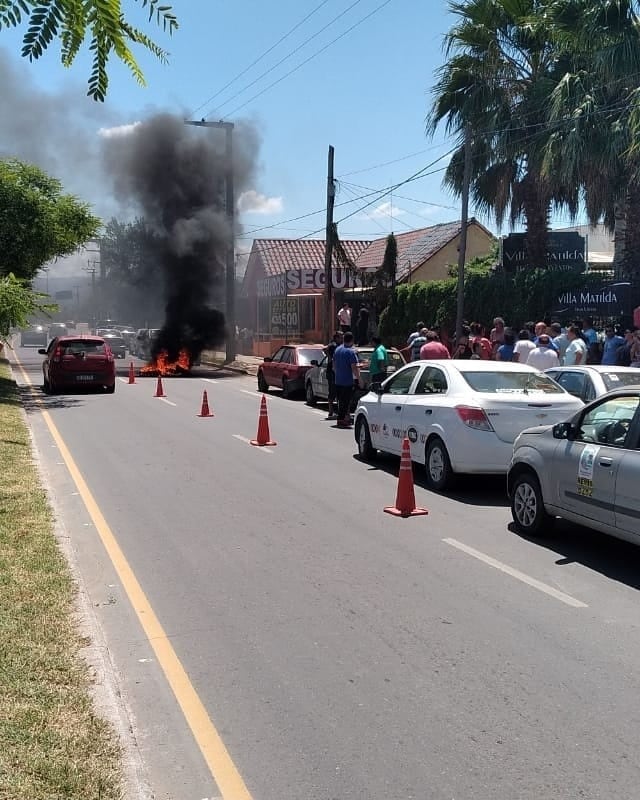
[205,0,368,117]
[189,0,334,118]
[221,0,395,118]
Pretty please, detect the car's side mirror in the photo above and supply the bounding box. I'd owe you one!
[310,359,318,366]
[38,348,47,355]
[263,356,273,363]
[552,421,575,440]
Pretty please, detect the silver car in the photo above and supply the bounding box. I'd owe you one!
[508,389,640,545]
[545,365,640,403]
[304,346,406,407]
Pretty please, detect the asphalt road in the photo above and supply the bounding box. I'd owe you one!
[10,344,640,800]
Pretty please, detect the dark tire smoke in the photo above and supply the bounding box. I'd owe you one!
[103,113,256,364]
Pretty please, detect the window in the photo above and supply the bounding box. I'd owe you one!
[297,348,322,366]
[577,395,640,448]
[601,371,640,391]
[270,347,286,362]
[385,365,420,395]
[461,370,564,394]
[415,367,448,394]
[280,348,294,364]
[63,341,106,355]
[555,371,586,399]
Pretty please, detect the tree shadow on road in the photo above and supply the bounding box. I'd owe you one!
[509,521,640,592]
[352,453,509,508]
[18,385,85,413]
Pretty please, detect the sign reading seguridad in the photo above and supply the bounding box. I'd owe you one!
[257,268,376,298]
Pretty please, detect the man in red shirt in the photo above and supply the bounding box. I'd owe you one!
[419,330,451,360]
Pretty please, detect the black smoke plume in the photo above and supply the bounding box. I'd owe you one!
[103,113,257,364]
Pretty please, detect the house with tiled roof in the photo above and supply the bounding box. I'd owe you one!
[240,220,495,353]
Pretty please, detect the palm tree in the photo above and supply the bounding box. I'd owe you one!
[428,0,573,268]
[544,0,640,281]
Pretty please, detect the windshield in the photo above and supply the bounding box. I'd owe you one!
[462,370,565,395]
[356,350,405,368]
[601,371,640,391]
[297,348,323,366]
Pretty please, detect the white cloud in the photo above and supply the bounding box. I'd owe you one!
[366,201,406,220]
[98,122,141,138]
[238,190,283,215]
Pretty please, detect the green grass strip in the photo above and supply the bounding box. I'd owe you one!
[0,358,122,800]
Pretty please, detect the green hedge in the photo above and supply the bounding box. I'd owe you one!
[378,269,606,344]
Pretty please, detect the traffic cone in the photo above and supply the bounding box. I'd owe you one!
[154,376,166,398]
[197,389,214,417]
[128,362,136,384]
[250,395,277,446]
[384,438,429,518]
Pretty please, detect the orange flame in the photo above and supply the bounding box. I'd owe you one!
[140,349,192,376]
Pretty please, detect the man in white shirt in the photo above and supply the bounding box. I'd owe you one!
[337,302,352,333]
[527,335,559,370]
[564,324,587,365]
[513,329,536,363]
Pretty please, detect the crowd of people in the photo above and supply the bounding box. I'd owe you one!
[405,316,640,369]
[324,303,640,430]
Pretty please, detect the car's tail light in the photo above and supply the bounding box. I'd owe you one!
[105,345,114,362]
[455,405,493,431]
[52,345,63,363]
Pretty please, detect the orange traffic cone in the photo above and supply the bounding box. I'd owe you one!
[128,362,136,384]
[154,376,166,398]
[250,395,276,446]
[197,389,214,417]
[384,438,429,518]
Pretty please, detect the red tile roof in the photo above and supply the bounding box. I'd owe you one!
[251,238,372,276]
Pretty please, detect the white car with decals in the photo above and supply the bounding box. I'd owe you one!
[545,365,640,403]
[354,360,584,491]
[508,389,640,543]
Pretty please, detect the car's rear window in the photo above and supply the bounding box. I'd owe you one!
[461,370,564,394]
[297,348,323,366]
[62,340,106,355]
[601,371,640,390]
[105,337,125,346]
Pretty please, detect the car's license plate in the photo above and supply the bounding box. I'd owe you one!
[76,375,94,381]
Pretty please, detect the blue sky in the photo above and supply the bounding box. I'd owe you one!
[1,0,583,270]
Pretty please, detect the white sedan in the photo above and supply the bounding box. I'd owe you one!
[354,360,584,491]
[544,365,640,403]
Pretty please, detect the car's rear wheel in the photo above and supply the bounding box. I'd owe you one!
[510,471,552,536]
[281,376,291,399]
[42,374,50,393]
[257,371,269,393]
[425,437,455,491]
[356,418,376,461]
[305,381,317,406]
[105,384,116,394]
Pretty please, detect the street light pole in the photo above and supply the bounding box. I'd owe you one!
[185,119,236,363]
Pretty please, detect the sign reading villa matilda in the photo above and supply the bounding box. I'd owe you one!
[501,232,586,271]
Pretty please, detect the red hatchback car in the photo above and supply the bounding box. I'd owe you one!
[40,336,116,394]
[257,344,325,398]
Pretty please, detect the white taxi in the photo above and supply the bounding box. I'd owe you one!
[354,360,584,491]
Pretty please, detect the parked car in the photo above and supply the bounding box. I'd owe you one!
[545,365,640,403]
[354,360,584,491]
[20,324,48,347]
[257,344,325,398]
[39,336,116,393]
[305,346,406,407]
[102,334,127,359]
[508,389,640,543]
[136,328,162,360]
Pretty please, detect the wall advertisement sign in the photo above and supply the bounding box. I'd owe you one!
[257,268,372,298]
[551,282,632,318]
[270,298,299,335]
[501,232,586,271]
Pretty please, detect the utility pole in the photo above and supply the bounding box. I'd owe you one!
[323,145,335,343]
[84,261,99,326]
[456,125,473,341]
[185,119,236,362]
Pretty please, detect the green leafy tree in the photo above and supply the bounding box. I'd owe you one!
[380,233,398,289]
[0,159,100,282]
[0,0,178,100]
[428,0,574,268]
[0,272,54,343]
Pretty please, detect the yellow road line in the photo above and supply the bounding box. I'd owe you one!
[13,358,253,800]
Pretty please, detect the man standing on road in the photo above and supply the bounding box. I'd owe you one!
[338,302,352,333]
[324,330,343,420]
[369,335,388,390]
[419,330,451,360]
[526,334,559,370]
[333,332,361,428]
[601,326,626,365]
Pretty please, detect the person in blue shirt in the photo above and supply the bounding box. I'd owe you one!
[601,326,626,365]
[332,332,361,428]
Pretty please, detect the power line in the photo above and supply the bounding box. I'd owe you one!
[340,179,458,210]
[222,0,395,118]
[207,0,368,117]
[190,0,333,118]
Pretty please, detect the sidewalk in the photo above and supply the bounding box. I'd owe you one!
[200,350,262,376]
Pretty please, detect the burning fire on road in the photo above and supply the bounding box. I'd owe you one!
[140,349,192,377]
